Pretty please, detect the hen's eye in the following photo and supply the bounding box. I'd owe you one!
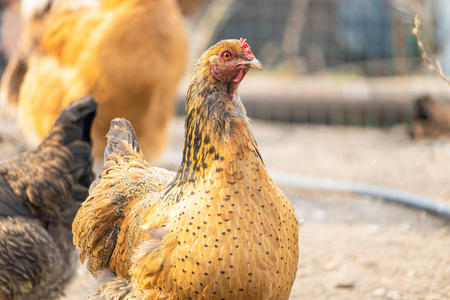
[222,52,232,60]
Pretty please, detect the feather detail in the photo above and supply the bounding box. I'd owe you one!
[0,97,96,299]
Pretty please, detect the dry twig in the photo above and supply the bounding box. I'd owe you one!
[413,14,450,87]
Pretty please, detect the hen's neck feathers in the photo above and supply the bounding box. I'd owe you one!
[168,56,262,191]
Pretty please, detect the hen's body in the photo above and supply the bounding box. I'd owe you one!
[0,97,96,300]
[73,40,299,299]
[1,0,187,161]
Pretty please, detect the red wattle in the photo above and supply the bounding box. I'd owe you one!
[232,69,244,82]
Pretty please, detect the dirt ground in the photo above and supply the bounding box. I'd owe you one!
[1,117,450,300]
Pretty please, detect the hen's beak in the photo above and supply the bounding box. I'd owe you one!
[246,58,263,71]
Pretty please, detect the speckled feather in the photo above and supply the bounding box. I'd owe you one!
[73,40,299,300]
[0,97,96,300]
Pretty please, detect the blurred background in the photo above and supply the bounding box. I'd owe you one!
[179,0,450,127]
[1,0,450,299]
[1,0,450,126]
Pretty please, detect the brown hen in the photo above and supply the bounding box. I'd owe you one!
[0,0,187,161]
[0,96,96,300]
[411,95,450,138]
[73,39,299,300]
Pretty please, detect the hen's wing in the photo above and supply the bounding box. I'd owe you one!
[0,176,34,218]
[73,118,174,279]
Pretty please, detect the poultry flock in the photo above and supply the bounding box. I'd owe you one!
[0,1,300,298]
[73,39,299,299]
[0,97,96,299]
[0,0,192,162]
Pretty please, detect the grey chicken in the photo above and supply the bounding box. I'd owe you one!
[0,96,97,300]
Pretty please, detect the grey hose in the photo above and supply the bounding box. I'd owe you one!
[270,171,450,219]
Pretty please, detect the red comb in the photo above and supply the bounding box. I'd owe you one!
[239,38,255,60]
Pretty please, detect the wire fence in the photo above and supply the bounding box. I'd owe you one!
[186,0,450,127]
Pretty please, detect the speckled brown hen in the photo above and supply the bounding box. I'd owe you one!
[73,39,299,300]
[0,97,96,300]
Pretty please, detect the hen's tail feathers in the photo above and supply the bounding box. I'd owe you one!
[47,97,97,221]
[53,96,97,144]
[104,118,144,164]
[58,97,97,186]
[74,119,148,274]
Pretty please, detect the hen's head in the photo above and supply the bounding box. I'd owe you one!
[203,38,263,84]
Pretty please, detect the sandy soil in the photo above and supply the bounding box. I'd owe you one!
[1,117,450,300]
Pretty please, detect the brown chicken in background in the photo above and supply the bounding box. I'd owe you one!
[73,39,299,299]
[0,0,188,162]
[410,95,450,139]
[0,96,96,300]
